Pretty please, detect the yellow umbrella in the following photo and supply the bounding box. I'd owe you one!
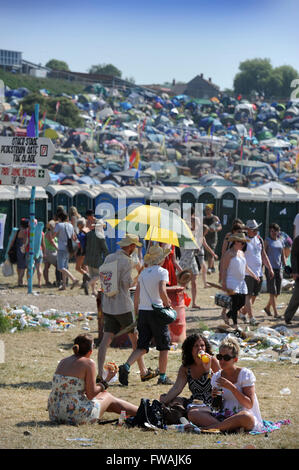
[105,205,198,248]
[44,128,59,139]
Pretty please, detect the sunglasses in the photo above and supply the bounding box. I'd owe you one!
[216,353,235,361]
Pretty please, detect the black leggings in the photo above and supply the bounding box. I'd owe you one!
[227,294,246,325]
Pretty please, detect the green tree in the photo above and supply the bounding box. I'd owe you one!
[233,58,299,99]
[21,92,84,128]
[273,65,299,98]
[234,58,273,97]
[88,63,122,77]
[46,59,70,71]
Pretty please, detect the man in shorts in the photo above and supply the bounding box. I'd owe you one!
[97,234,158,384]
[242,220,274,326]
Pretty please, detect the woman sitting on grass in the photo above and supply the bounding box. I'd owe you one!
[48,334,137,425]
[188,336,263,433]
[160,334,220,410]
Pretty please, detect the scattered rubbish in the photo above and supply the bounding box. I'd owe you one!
[0,304,96,332]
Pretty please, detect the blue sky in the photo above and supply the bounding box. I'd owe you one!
[1,0,299,90]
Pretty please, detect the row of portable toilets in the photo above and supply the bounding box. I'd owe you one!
[0,183,298,262]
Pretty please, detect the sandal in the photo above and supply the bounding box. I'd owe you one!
[264,308,272,317]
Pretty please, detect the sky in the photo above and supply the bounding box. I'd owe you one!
[1,0,299,91]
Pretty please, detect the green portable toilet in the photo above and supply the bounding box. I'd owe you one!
[257,183,299,237]
[218,187,239,251]
[198,186,224,216]
[15,186,48,227]
[180,186,203,219]
[145,185,183,214]
[0,186,15,263]
[236,187,266,238]
[45,185,77,219]
[73,185,97,216]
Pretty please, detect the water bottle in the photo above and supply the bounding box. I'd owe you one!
[118,410,126,426]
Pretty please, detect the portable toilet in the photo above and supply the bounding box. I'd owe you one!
[0,186,15,263]
[45,185,77,219]
[257,183,299,237]
[198,186,224,216]
[144,185,183,214]
[14,186,48,227]
[94,186,146,253]
[236,187,267,238]
[73,184,117,217]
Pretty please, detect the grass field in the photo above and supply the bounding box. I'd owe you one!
[0,263,298,450]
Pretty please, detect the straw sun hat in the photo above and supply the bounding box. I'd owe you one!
[117,233,142,247]
[177,269,192,286]
[228,232,250,244]
[144,245,171,266]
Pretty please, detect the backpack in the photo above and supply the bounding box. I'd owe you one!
[125,398,165,429]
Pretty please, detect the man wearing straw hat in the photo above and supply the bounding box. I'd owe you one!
[242,220,274,326]
[118,244,174,386]
[97,234,158,384]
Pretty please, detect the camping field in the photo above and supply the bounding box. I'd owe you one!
[0,263,298,450]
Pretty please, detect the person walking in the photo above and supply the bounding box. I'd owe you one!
[264,223,286,319]
[118,244,174,386]
[284,235,299,325]
[220,232,260,327]
[97,234,157,385]
[242,220,274,326]
[83,219,109,296]
[203,204,222,274]
[54,212,80,291]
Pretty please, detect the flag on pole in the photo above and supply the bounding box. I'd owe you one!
[240,136,245,160]
[102,116,112,132]
[26,114,36,137]
[129,149,140,169]
[39,111,46,130]
[296,151,299,168]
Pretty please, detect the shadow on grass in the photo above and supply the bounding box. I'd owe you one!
[0,381,52,390]
[16,420,60,428]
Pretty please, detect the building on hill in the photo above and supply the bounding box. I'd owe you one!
[170,74,220,98]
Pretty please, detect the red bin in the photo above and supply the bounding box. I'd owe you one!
[167,286,186,343]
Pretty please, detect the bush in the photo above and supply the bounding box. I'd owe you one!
[0,311,13,333]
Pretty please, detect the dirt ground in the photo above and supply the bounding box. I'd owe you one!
[0,260,298,335]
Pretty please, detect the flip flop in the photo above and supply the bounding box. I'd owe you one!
[264,308,272,317]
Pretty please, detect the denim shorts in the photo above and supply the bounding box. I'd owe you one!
[57,250,69,270]
[137,309,170,352]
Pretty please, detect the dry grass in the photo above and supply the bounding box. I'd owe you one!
[0,262,298,450]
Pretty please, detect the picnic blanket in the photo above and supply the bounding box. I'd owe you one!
[249,419,291,435]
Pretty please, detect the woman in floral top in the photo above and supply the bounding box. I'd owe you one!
[188,336,263,433]
[48,334,137,425]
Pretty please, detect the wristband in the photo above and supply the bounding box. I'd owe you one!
[100,380,109,390]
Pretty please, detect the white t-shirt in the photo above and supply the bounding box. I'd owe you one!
[211,368,263,432]
[293,214,299,238]
[54,222,74,251]
[138,265,169,310]
[244,235,263,277]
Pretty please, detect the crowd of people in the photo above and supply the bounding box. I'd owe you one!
[43,205,298,432]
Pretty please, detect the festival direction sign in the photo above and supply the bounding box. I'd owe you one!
[0,136,55,166]
[0,164,50,187]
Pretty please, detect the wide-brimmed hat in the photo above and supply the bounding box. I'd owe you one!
[245,219,262,230]
[177,269,192,286]
[143,245,171,266]
[117,233,142,247]
[228,232,250,244]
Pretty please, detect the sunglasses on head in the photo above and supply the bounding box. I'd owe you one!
[216,353,235,361]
